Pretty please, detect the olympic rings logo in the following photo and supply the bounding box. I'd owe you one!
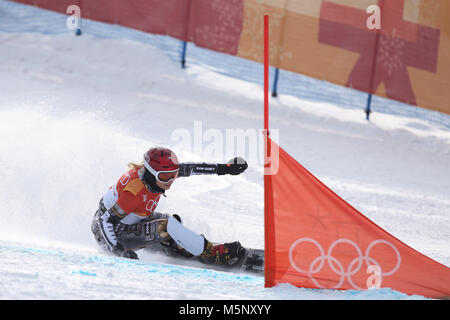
[288,238,402,290]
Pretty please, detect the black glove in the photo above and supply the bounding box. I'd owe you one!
[121,249,139,260]
[217,157,248,175]
[114,242,139,260]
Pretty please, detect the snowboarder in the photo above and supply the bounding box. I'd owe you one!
[91,146,249,268]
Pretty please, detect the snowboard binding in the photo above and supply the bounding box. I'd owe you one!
[200,241,246,267]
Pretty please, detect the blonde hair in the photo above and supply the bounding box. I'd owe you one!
[128,162,144,169]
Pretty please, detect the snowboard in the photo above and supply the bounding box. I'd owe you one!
[144,242,264,275]
[233,247,264,274]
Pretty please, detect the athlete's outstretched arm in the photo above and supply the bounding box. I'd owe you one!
[178,157,248,177]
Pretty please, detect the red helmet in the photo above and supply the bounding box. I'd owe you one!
[143,147,179,183]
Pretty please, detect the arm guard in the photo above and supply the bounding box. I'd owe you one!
[178,163,219,177]
[178,157,248,177]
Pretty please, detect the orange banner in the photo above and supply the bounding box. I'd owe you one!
[238,0,449,114]
[264,138,450,299]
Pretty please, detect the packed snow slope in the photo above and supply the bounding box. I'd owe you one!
[0,1,449,299]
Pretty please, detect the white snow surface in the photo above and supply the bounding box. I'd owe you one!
[0,1,449,300]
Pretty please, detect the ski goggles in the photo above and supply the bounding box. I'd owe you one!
[143,162,179,184]
[155,169,179,183]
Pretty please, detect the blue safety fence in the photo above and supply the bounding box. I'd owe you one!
[1,0,449,129]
